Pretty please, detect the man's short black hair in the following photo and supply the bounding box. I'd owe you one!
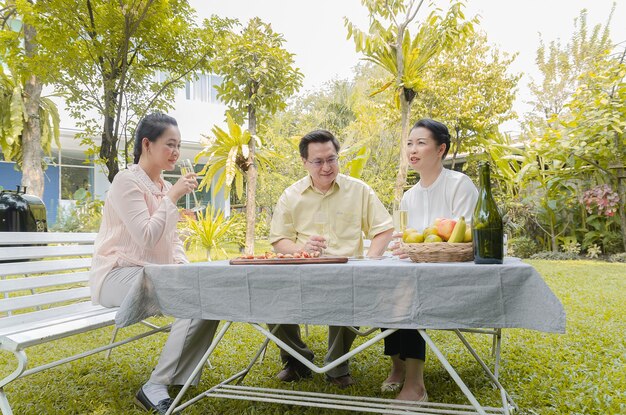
[299,129,341,159]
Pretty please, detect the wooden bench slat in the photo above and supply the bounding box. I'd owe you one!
[0,232,97,245]
[0,301,108,330]
[0,287,91,313]
[0,258,92,277]
[1,310,118,351]
[0,245,94,261]
[0,271,89,293]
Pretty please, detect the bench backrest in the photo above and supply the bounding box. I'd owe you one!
[0,232,96,328]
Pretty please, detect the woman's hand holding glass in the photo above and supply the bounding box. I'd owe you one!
[176,159,206,211]
[168,170,197,204]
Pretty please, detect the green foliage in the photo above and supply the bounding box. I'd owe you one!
[213,17,303,126]
[530,251,580,261]
[415,33,520,166]
[34,1,233,181]
[508,236,539,259]
[50,198,104,233]
[183,204,234,260]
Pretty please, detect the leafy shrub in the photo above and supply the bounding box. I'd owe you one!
[530,251,580,260]
[224,211,246,250]
[601,232,624,255]
[559,236,581,255]
[585,243,602,259]
[608,252,626,263]
[183,205,235,260]
[508,236,539,258]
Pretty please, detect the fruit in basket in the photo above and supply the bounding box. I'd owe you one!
[405,232,424,243]
[436,219,457,241]
[447,216,466,243]
[423,226,439,238]
[402,228,418,242]
[464,225,472,242]
[424,234,443,243]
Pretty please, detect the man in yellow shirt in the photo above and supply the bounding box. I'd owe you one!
[269,129,393,388]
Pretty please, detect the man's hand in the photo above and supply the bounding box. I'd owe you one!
[304,235,327,254]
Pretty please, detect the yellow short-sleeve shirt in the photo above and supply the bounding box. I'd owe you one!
[269,174,393,257]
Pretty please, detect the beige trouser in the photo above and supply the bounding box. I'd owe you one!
[100,267,220,386]
[268,323,357,378]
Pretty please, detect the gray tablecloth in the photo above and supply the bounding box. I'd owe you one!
[115,257,565,333]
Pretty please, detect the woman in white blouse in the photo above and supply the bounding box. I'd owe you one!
[90,113,219,414]
[384,119,478,401]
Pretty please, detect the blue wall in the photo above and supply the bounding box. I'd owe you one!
[0,162,59,225]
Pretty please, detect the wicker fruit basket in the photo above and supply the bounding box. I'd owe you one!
[401,242,473,263]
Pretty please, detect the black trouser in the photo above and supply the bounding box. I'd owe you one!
[383,329,426,361]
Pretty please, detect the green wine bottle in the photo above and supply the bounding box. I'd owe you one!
[473,162,503,264]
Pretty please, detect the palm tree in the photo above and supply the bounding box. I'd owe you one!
[196,112,276,207]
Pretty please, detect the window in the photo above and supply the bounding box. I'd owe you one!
[184,73,223,104]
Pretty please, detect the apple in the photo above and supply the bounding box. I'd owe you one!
[423,226,438,237]
[436,219,457,242]
[433,217,445,226]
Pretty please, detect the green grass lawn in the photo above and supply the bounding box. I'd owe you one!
[0,260,624,414]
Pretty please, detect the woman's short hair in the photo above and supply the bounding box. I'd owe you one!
[133,113,178,164]
[299,129,341,159]
[411,119,451,159]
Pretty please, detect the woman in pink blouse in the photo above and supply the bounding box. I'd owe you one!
[90,113,219,414]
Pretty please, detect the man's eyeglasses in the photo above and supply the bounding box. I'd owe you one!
[305,156,339,168]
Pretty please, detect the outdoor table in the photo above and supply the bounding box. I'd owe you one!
[116,257,566,415]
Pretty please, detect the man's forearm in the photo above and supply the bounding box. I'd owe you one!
[272,238,303,254]
[367,228,393,256]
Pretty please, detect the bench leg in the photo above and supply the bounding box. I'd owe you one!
[0,350,27,415]
[105,327,120,359]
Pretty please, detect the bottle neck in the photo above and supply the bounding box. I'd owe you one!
[479,165,492,196]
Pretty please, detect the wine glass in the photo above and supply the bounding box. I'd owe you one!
[179,159,205,212]
[392,207,408,258]
[313,211,329,253]
[393,208,408,236]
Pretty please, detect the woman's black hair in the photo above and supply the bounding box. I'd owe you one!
[299,129,341,159]
[411,119,451,159]
[133,113,178,164]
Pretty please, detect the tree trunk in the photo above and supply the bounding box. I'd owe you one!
[244,104,258,255]
[393,26,409,205]
[20,22,44,198]
[394,97,411,204]
[99,88,119,182]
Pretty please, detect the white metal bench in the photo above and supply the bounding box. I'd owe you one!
[0,231,171,415]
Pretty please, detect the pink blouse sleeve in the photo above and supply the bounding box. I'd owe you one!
[108,173,179,248]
